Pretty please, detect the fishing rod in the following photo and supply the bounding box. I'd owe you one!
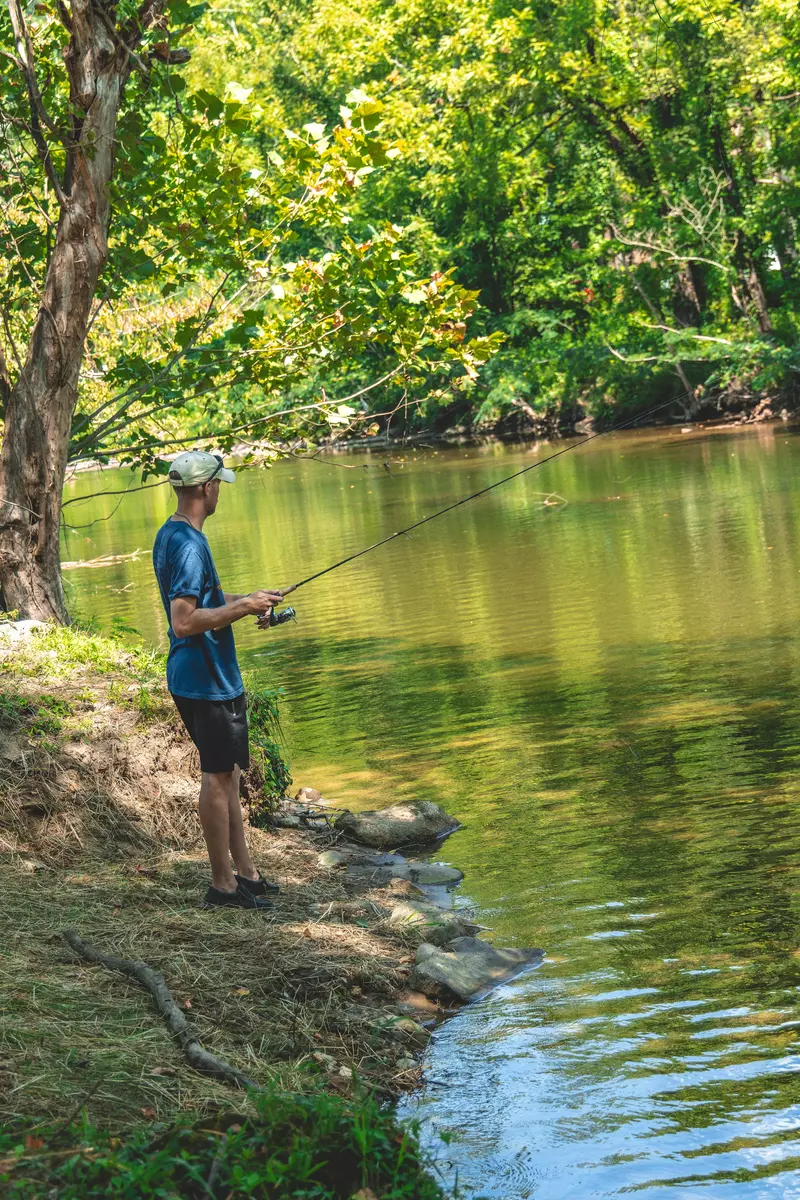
[271,392,690,614]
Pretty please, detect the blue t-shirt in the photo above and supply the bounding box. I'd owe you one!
[152,520,244,701]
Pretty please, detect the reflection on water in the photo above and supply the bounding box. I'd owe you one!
[62,425,800,1197]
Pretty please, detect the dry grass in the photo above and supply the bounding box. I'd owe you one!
[0,626,431,1132]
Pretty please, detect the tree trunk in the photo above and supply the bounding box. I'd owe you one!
[745,259,772,335]
[710,122,773,335]
[0,3,130,620]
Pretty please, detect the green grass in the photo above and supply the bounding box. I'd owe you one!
[0,691,74,750]
[0,621,167,722]
[0,620,166,689]
[1,1085,449,1198]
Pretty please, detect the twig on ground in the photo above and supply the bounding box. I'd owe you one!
[63,929,259,1091]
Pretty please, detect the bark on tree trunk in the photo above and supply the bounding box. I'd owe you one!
[0,2,131,621]
[745,259,772,335]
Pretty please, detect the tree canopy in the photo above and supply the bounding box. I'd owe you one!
[187,0,800,429]
[1,13,490,474]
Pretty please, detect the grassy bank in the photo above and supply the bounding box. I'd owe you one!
[0,623,453,1197]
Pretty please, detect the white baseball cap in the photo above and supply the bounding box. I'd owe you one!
[168,451,236,488]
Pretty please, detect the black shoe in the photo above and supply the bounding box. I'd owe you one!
[235,872,280,896]
[203,883,273,910]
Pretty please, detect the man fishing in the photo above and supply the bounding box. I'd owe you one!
[152,450,283,910]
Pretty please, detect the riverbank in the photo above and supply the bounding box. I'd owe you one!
[0,623,459,1197]
[66,393,800,479]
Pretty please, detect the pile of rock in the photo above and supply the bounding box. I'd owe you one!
[317,847,463,889]
[270,786,337,830]
[308,794,544,1006]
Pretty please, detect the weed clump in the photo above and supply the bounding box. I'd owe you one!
[1,1086,447,1199]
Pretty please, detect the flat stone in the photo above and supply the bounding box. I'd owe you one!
[334,801,459,849]
[388,900,478,946]
[272,813,301,829]
[408,936,544,1003]
[319,848,407,871]
[345,859,462,889]
[317,850,349,868]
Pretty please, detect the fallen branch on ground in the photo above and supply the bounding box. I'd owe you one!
[63,929,259,1090]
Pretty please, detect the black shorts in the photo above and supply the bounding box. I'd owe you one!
[171,692,250,775]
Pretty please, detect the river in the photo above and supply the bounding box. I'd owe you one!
[62,425,800,1198]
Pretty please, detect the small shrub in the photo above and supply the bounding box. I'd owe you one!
[243,682,292,824]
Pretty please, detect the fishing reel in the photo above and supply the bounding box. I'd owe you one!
[269,606,296,626]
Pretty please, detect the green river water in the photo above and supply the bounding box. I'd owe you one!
[62,425,800,1198]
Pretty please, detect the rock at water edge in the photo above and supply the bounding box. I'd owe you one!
[406,863,463,886]
[334,800,459,849]
[389,900,479,947]
[408,936,543,1003]
[318,848,408,870]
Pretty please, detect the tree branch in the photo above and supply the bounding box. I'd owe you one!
[7,0,69,206]
[643,323,735,346]
[69,273,234,455]
[515,110,567,158]
[94,7,149,75]
[605,344,660,363]
[61,478,169,507]
[611,226,731,274]
[63,929,259,1090]
[69,369,401,462]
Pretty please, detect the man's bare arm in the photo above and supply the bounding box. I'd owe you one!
[171,590,283,638]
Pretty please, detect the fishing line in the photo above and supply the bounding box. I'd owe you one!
[279,392,689,597]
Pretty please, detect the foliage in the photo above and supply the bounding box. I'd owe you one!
[243,681,293,821]
[0,1084,449,1198]
[186,0,800,428]
[0,1,497,473]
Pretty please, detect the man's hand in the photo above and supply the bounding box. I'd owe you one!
[246,589,284,616]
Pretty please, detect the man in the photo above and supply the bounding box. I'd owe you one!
[152,449,284,910]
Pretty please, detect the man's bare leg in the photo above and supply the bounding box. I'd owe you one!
[227,766,258,881]
[198,770,237,892]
